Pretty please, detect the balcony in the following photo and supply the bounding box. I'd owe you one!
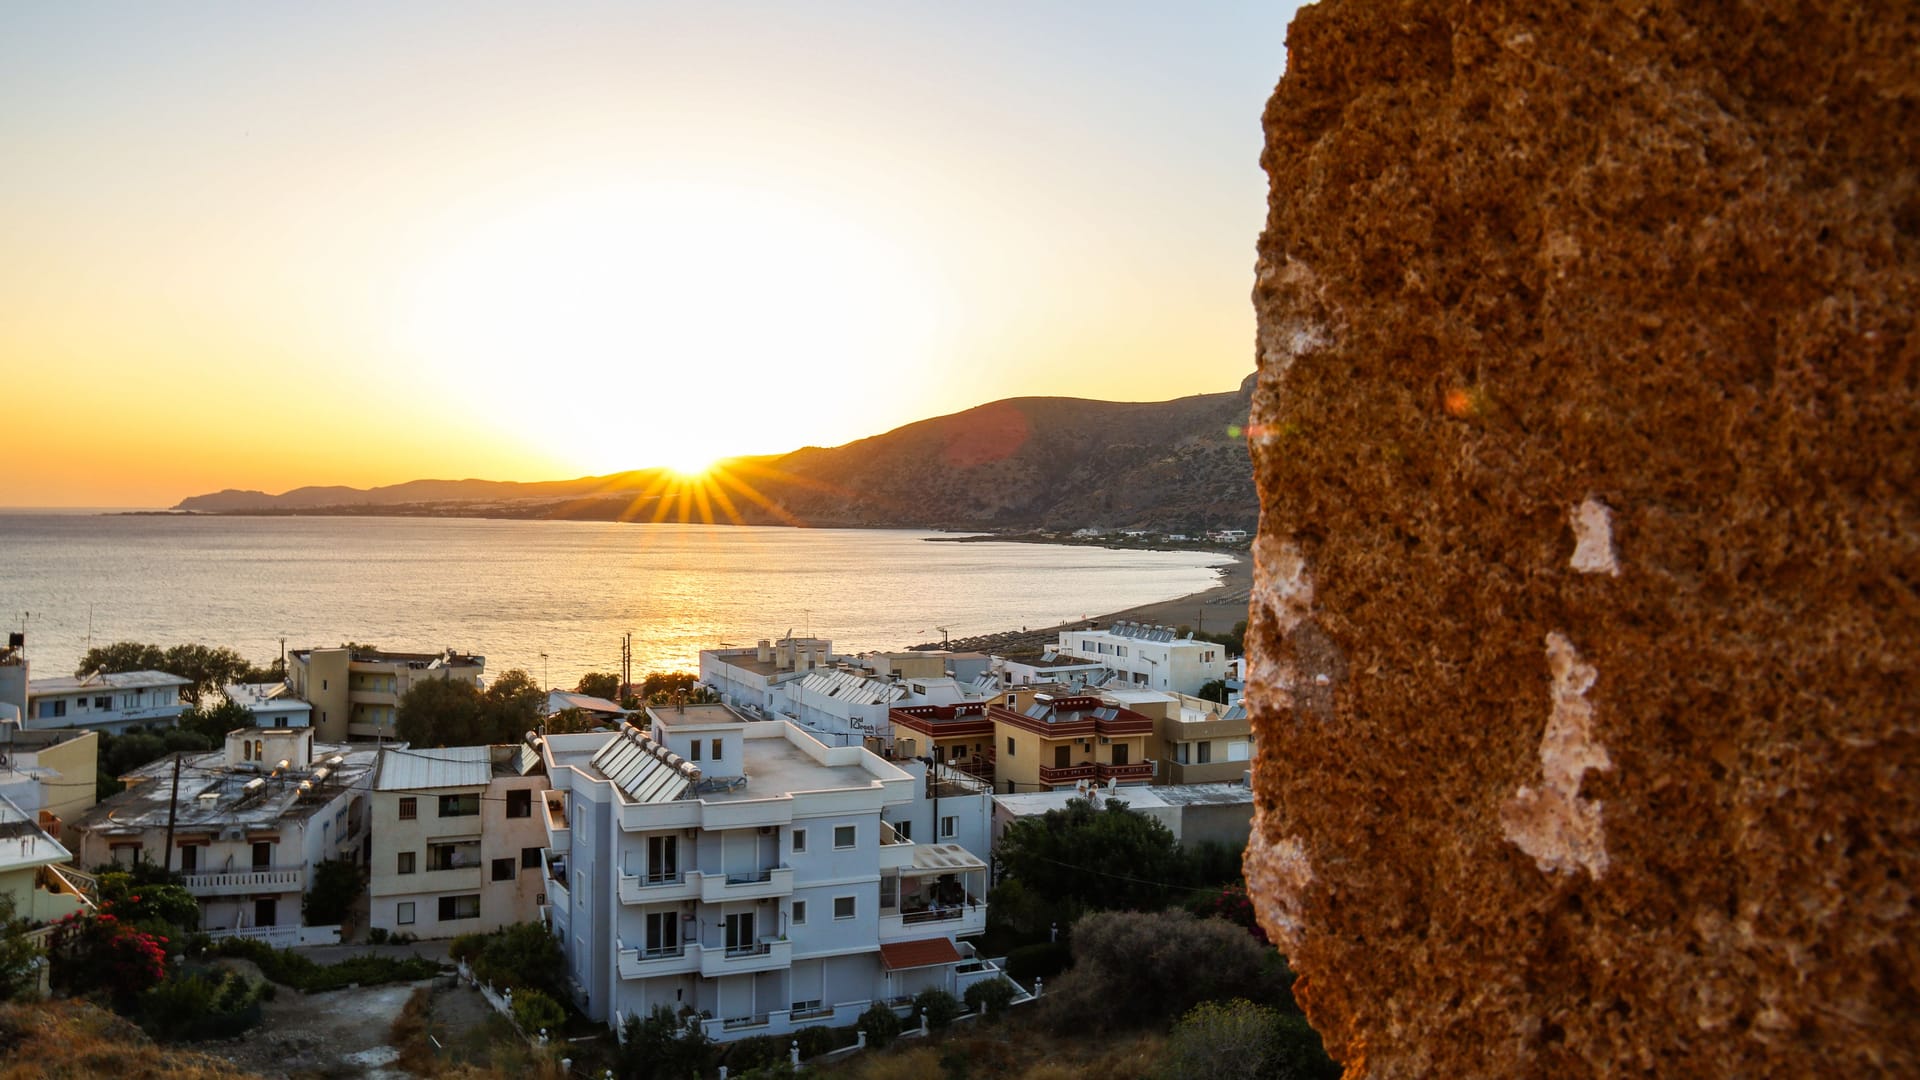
[617,940,702,979]
[880,897,986,942]
[1037,762,1098,786]
[542,793,570,849]
[700,865,792,904]
[181,866,303,897]
[1098,761,1154,784]
[698,937,791,977]
[879,821,916,871]
[619,870,702,905]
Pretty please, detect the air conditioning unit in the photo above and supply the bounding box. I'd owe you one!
[1099,737,1111,745]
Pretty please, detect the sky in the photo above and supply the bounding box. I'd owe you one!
[1,2,1302,507]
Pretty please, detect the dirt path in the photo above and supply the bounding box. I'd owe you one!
[198,973,496,1079]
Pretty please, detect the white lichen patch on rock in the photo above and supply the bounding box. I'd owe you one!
[1245,819,1316,952]
[1569,497,1621,576]
[1247,533,1316,709]
[1502,631,1615,877]
[1252,256,1335,400]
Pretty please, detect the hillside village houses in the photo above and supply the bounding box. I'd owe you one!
[367,744,548,938]
[535,702,1001,1041]
[0,792,94,928]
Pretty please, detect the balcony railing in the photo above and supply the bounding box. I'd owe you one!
[1098,761,1154,782]
[1036,762,1098,785]
[181,867,303,896]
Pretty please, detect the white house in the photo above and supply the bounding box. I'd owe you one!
[698,638,833,718]
[224,683,313,728]
[366,744,549,939]
[26,670,192,734]
[537,703,1000,1042]
[1052,621,1228,696]
[71,728,374,941]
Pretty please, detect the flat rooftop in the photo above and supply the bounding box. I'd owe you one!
[77,743,378,833]
[0,793,69,871]
[994,782,1253,816]
[30,670,191,694]
[705,732,874,802]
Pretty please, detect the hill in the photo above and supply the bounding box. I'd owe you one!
[174,379,1257,532]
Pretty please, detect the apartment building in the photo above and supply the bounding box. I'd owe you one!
[698,637,833,718]
[224,682,313,728]
[0,791,94,925]
[25,670,191,735]
[537,703,1000,1042]
[367,744,548,938]
[1103,689,1253,786]
[0,726,99,834]
[993,781,1256,848]
[988,693,1155,794]
[1053,621,1228,696]
[888,702,995,784]
[288,646,485,743]
[72,727,374,938]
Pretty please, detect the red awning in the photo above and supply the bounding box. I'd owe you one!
[879,937,964,971]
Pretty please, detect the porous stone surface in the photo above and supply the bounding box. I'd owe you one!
[1243,2,1918,1075]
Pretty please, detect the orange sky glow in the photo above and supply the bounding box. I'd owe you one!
[1,3,1300,507]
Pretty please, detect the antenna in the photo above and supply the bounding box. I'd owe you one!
[935,626,951,647]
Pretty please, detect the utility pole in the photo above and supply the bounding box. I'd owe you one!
[161,754,182,874]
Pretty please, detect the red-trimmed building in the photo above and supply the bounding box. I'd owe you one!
[888,702,996,783]
[986,693,1155,794]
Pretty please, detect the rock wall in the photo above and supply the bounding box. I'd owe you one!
[1243,2,1918,1075]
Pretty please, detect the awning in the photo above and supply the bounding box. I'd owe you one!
[902,843,987,877]
[880,937,964,971]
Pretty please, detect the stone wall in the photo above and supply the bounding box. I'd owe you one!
[1244,2,1917,1075]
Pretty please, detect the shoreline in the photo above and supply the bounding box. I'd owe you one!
[904,551,1252,655]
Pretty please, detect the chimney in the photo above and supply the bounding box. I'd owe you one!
[757,639,772,663]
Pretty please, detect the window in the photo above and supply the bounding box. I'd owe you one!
[492,858,514,882]
[321,679,328,690]
[833,825,855,849]
[428,841,479,871]
[398,797,417,820]
[94,696,110,709]
[725,911,757,953]
[833,896,856,920]
[710,739,722,762]
[1227,740,1251,762]
[941,815,957,839]
[243,741,253,762]
[398,851,416,874]
[254,739,264,761]
[791,900,807,925]
[179,844,199,874]
[689,740,701,761]
[792,828,807,853]
[522,846,542,870]
[647,835,679,883]
[1174,742,1191,765]
[1006,736,1015,756]
[1196,741,1212,765]
[505,790,531,818]
[895,820,911,841]
[880,874,897,909]
[439,793,479,817]
[644,911,679,955]
[438,894,480,921]
[252,841,272,870]
[397,902,415,925]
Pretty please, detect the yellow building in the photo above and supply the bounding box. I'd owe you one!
[987,693,1155,795]
[0,728,100,839]
[288,646,485,742]
[1103,690,1253,786]
[0,792,93,926]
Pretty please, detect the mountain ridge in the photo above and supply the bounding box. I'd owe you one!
[175,379,1257,531]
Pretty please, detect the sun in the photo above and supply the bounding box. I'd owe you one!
[662,453,717,479]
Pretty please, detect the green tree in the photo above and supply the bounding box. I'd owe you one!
[159,644,256,705]
[993,797,1189,920]
[454,922,565,999]
[396,677,484,747]
[180,698,251,743]
[302,858,364,926]
[510,987,566,1037]
[1038,909,1278,1034]
[104,733,168,777]
[483,669,546,741]
[1198,679,1231,704]
[0,893,43,1002]
[74,641,165,677]
[575,671,621,700]
[618,1005,717,1080]
[546,707,600,735]
[96,873,200,931]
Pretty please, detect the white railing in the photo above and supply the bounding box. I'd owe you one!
[181,867,303,896]
[203,923,340,948]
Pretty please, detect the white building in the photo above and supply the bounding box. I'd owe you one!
[537,704,1000,1042]
[0,791,94,927]
[71,728,374,941]
[225,683,314,728]
[698,638,833,718]
[1052,621,1228,696]
[367,744,549,939]
[26,670,192,734]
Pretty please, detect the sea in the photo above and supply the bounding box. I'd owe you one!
[0,513,1231,687]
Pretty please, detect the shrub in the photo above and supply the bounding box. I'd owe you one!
[1039,910,1272,1034]
[511,988,566,1037]
[46,912,167,1007]
[301,858,364,926]
[95,875,199,932]
[722,1032,789,1072]
[1269,1013,1342,1080]
[0,894,42,1003]
[857,1001,903,1049]
[963,977,1017,1019]
[794,1023,854,1059]
[367,927,390,945]
[1190,883,1268,945]
[617,1005,718,1080]
[204,937,440,992]
[1006,941,1071,983]
[457,922,564,998]
[913,988,962,1030]
[134,969,265,1042]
